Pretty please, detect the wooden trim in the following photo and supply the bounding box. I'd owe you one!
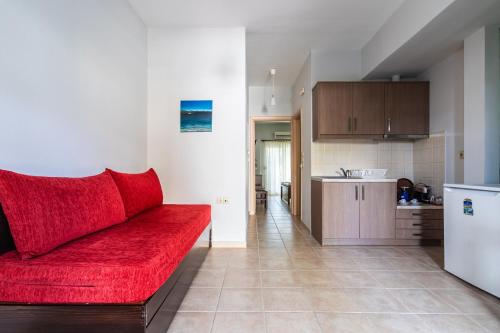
[0,224,212,333]
[291,115,301,216]
[248,115,301,216]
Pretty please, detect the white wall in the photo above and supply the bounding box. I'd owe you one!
[464,26,500,184]
[0,0,147,176]
[249,86,294,116]
[292,55,312,229]
[418,49,464,183]
[148,28,247,246]
[311,49,362,84]
[361,0,454,78]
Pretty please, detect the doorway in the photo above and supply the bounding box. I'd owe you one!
[249,115,301,216]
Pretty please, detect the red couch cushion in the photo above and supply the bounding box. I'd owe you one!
[0,204,211,304]
[107,168,163,218]
[0,170,126,259]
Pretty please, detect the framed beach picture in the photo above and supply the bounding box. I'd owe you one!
[180,100,212,132]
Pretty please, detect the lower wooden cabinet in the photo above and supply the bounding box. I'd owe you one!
[395,208,443,243]
[311,180,396,245]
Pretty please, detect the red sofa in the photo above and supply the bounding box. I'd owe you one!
[0,168,211,333]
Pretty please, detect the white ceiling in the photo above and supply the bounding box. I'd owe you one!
[128,0,405,86]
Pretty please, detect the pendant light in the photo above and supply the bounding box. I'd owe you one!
[270,68,276,106]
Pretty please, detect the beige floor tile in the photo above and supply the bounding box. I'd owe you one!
[223,268,261,288]
[179,288,220,311]
[212,312,266,333]
[390,289,458,313]
[315,313,371,333]
[259,257,294,270]
[329,271,382,288]
[352,257,393,270]
[167,312,214,333]
[468,312,500,333]
[227,256,259,269]
[411,272,467,289]
[258,239,286,248]
[291,257,327,270]
[265,312,321,333]
[191,269,225,287]
[307,288,405,313]
[261,270,302,287]
[365,314,429,333]
[363,247,408,258]
[217,288,263,311]
[430,288,500,314]
[259,248,289,258]
[420,314,487,333]
[262,288,312,311]
[296,270,332,287]
[369,271,425,288]
[321,257,360,270]
[387,257,439,272]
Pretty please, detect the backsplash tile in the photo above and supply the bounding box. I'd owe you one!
[413,134,445,197]
[311,141,413,179]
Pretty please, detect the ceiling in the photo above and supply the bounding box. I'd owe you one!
[128,0,405,86]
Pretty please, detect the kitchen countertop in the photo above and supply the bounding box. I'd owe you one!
[397,203,443,210]
[311,176,397,183]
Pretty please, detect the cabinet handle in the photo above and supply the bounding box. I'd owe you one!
[412,233,423,237]
[354,117,357,131]
[361,185,365,200]
[348,117,352,132]
[387,117,391,132]
[355,185,358,201]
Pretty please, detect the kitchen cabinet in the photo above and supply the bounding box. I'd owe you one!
[352,82,385,135]
[360,182,396,239]
[311,179,397,245]
[385,82,429,136]
[313,82,353,138]
[395,208,443,243]
[312,81,429,140]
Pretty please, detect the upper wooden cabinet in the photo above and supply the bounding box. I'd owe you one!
[353,82,385,135]
[313,82,353,137]
[385,82,429,136]
[312,81,429,140]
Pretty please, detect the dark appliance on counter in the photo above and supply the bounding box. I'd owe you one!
[396,178,414,201]
[414,183,432,203]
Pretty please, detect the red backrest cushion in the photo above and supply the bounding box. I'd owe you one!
[0,170,126,259]
[107,168,163,218]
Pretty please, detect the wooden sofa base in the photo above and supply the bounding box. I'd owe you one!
[0,225,212,333]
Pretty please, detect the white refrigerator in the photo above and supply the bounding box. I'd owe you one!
[444,184,500,297]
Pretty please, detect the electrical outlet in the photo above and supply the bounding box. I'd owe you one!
[459,150,464,160]
[216,197,230,205]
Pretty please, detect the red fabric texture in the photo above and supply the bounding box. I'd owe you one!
[0,204,210,304]
[0,170,126,259]
[107,168,163,218]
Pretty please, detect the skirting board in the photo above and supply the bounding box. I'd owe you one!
[211,241,247,248]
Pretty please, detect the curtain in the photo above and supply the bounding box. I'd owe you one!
[263,140,291,195]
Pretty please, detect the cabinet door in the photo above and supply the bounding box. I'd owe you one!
[359,183,396,239]
[323,183,360,239]
[316,83,353,135]
[385,82,429,135]
[353,83,385,135]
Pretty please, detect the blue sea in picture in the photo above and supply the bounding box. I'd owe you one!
[180,100,212,132]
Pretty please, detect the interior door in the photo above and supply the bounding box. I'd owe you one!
[360,182,396,239]
[317,82,353,135]
[352,82,385,135]
[385,82,429,135]
[323,182,360,239]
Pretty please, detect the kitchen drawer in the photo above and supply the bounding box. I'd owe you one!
[396,209,443,220]
[396,229,443,240]
[396,219,443,230]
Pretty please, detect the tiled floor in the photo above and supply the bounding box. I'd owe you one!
[168,196,500,333]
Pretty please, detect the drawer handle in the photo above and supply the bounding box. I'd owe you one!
[412,233,423,236]
[412,223,423,227]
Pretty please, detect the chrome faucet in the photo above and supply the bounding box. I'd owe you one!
[340,168,351,178]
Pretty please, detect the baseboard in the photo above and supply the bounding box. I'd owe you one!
[211,241,247,248]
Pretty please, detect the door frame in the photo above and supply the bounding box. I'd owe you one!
[249,115,301,216]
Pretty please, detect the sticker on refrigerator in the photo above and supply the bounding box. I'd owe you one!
[463,198,473,216]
